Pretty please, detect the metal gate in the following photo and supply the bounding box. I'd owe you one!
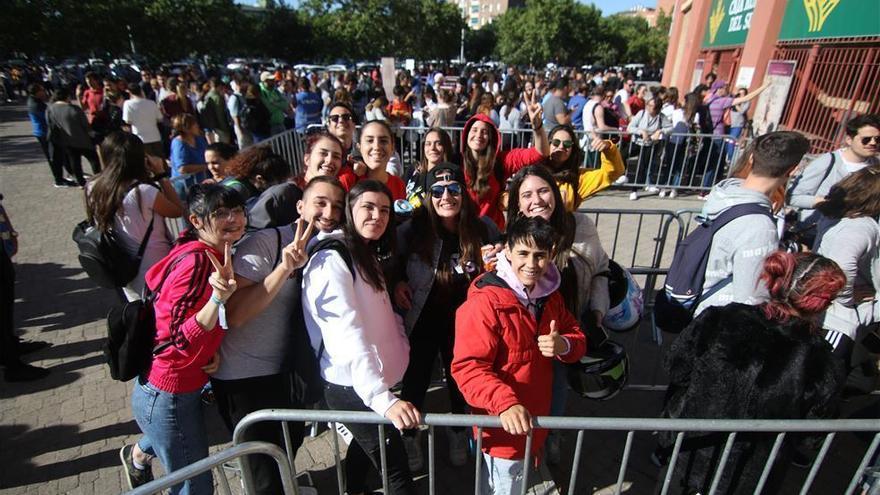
[776,39,880,153]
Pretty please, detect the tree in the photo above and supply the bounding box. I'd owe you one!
[494,0,601,66]
[465,23,497,62]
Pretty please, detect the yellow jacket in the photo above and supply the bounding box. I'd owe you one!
[557,142,625,212]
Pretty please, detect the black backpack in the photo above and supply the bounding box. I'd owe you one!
[104,252,190,381]
[653,203,774,333]
[72,184,156,289]
[286,236,355,406]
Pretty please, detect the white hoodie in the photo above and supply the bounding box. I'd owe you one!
[301,230,409,416]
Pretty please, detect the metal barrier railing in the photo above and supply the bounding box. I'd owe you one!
[123,441,297,495]
[578,208,685,345]
[233,409,880,495]
[252,124,749,194]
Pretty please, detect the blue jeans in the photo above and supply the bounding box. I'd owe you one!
[132,377,212,495]
[700,138,727,189]
[726,126,743,162]
[479,453,558,495]
[549,360,568,416]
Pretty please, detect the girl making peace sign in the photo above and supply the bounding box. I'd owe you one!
[121,184,309,494]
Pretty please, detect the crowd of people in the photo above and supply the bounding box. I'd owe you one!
[2,57,879,494]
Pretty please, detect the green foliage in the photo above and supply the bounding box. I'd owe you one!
[495,0,602,66]
[1,0,668,66]
[465,22,497,62]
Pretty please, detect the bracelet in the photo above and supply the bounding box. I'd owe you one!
[210,294,229,330]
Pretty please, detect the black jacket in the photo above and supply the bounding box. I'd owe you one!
[659,303,844,494]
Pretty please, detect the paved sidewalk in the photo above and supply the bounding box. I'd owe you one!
[1,101,875,494]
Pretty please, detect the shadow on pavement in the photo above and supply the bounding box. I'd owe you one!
[14,262,118,333]
[0,420,141,488]
[0,368,80,399]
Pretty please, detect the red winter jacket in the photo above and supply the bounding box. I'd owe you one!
[460,114,544,229]
[144,239,226,394]
[452,271,586,460]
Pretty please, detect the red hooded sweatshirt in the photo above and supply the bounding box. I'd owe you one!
[143,239,225,394]
[460,114,544,229]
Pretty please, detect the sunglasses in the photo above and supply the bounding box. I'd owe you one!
[430,183,462,198]
[551,139,573,149]
[859,135,880,145]
[328,114,354,124]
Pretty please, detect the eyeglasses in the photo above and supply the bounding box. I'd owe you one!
[329,114,354,124]
[551,139,573,149]
[859,135,880,145]
[430,183,463,198]
[209,206,245,220]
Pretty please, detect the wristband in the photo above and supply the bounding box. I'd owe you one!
[210,294,228,330]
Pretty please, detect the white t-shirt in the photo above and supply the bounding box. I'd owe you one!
[582,99,599,131]
[838,149,872,174]
[122,97,163,144]
[115,183,172,300]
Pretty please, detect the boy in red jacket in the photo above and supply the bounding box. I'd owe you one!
[452,216,587,494]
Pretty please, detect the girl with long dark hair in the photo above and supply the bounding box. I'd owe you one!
[86,131,184,301]
[394,164,501,470]
[544,124,624,211]
[460,91,548,229]
[404,128,454,209]
[302,180,419,495]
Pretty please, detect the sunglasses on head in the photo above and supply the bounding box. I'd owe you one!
[551,139,573,149]
[329,113,354,123]
[430,183,462,198]
[859,135,880,145]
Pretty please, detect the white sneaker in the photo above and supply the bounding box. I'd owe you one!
[545,431,561,465]
[402,433,424,472]
[646,186,659,193]
[668,189,677,199]
[658,189,667,198]
[629,191,639,201]
[614,175,629,185]
[447,428,469,467]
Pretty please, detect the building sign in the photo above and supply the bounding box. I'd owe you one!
[702,0,756,48]
[778,0,880,41]
[752,60,797,136]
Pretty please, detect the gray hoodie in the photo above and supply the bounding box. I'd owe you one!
[695,178,777,315]
[787,150,878,221]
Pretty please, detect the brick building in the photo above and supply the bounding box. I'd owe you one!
[661,0,880,152]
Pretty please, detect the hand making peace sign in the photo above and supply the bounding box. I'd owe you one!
[281,217,316,275]
[206,242,237,303]
[525,90,544,130]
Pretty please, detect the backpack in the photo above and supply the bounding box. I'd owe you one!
[104,252,190,381]
[72,184,157,289]
[287,236,355,406]
[653,203,774,333]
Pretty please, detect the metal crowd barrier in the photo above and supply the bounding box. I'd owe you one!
[233,409,880,495]
[252,124,749,195]
[123,441,297,495]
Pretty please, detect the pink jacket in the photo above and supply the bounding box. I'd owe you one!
[144,240,225,393]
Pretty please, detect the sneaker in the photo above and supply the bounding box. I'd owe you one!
[658,190,667,198]
[120,444,154,489]
[698,193,709,201]
[53,179,78,188]
[614,175,629,185]
[646,186,659,193]
[402,433,424,472]
[628,191,639,201]
[447,428,469,467]
[4,363,49,382]
[668,189,678,199]
[545,431,561,465]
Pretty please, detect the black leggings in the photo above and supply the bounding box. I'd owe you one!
[323,382,415,495]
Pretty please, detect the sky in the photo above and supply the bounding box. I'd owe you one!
[236,0,652,16]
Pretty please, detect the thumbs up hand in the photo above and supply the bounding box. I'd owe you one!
[537,320,567,357]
